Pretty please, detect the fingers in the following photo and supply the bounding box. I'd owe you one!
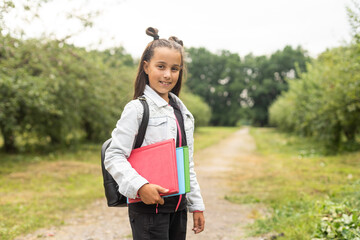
[154,185,167,205]
[138,184,168,205]
[195,220,205,233]
[147,194,164,205]
[158,197,165,205]
[193,220,204,233]
[192,212,205,234]
[155,185,169,194]
[192,219,199,234]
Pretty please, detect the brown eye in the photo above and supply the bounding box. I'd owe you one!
[171,67,180,72]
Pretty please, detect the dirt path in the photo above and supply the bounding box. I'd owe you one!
[16,127,264,240]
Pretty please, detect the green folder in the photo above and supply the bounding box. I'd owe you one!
[183,146,190,193]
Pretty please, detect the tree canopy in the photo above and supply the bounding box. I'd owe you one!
[185,46,310,126]
[269,43,360,152]
[0,34,211,152]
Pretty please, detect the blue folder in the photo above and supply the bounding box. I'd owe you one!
[165,147,186,197]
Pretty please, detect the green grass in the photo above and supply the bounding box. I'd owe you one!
[0,126,238,240]
[0,144,103,239]
[225,127,360,239]
[194,126,239,150]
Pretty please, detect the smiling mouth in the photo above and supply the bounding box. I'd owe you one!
[159,81,171,85]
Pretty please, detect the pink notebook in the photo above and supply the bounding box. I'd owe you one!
[127,139,179,204]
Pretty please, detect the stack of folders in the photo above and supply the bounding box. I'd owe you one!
[127,139,190,204]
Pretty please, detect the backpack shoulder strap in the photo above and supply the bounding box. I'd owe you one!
[134,96,149,149]
[101,138,113,180]
[102,97,149,163]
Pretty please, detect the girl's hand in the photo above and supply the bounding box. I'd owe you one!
[192,212,205,234]
[138,183,169,205]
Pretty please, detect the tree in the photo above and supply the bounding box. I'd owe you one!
[0,33,136,151]
[347,0,360,43]
[186,46,310,126]
[244,46,310,126]
[269,45,360,151]
[186,48,246,126]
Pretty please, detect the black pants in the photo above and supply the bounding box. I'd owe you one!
[128,209,187,240]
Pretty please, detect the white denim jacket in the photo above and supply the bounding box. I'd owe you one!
[104,85,205,212]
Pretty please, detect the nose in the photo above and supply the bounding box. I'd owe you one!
[164,68,171,79]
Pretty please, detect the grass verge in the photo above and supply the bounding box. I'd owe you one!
[0,126,238,240]
[225,127,360,239]
[194,126,239,150]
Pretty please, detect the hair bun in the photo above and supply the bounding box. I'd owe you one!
[146,27,159,40]
[169,36,183,46]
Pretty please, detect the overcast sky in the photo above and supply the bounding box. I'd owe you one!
[5,0,354,58]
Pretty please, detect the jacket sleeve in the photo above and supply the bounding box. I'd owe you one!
[185,119,206,212]
[104,101,148,199]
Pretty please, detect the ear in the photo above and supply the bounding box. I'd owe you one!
[143,61,149,74]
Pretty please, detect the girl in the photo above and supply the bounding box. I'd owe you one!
[104,27,205,240]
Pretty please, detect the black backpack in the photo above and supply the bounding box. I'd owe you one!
[101,97,149,207]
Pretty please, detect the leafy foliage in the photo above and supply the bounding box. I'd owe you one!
[269,45,360,152]
[0,33,136,151]
[0,33,212,152]
[181,89,211,127]
[347,0,360,43]
[185,46,309,126]
[244,46,310,126]
[186,48,242,126]
[313,201,360,240]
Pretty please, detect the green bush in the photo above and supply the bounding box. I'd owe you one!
[0,34,135,151]
[313,201,360,239]
[269,45,360,152]
[181,90,211,127]
[0,33,211,152]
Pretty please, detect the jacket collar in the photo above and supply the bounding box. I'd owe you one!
[143,85,168,108]
[143,85,192,117]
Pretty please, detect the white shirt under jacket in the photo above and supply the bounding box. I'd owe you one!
[104,85,205,212]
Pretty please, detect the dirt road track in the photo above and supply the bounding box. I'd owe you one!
[16,128,264,240]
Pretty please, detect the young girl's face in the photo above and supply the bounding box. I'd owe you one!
[144,47,182,102]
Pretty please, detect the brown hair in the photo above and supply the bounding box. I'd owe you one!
[133,27,186,99]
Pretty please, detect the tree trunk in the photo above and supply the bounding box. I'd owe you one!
[50,134,61,145]
[84,121,94,141]
[1,127,16,153]
[344,125,356,143]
